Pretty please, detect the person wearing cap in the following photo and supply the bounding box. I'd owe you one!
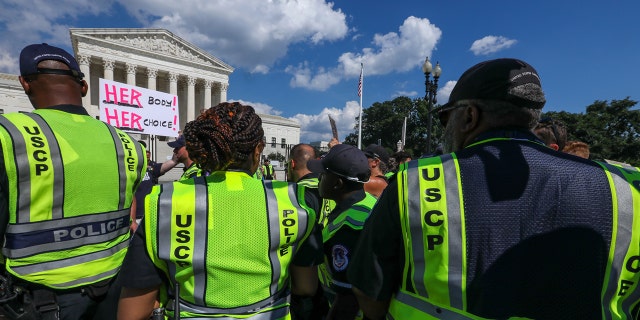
[362,144,391,198]
[167,134,207,180]
[307,144,377,319]
[348,58,640,318]
[261,159,276,180]
[0,43,145,319]
[117,102,323,319]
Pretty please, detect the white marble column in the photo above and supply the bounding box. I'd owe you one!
[103,58,115,80]
[77,54,91,111]
[126,62,137,86]
[219,83,228,103]
[147,68,158,91]
[169,72,178,95]
[187,76,196,122]
[203,80,212,110]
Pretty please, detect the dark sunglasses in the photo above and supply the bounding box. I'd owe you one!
[437,103,468,127]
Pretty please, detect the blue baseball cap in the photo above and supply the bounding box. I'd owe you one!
[20,43,84,79]
[168,135,185,148]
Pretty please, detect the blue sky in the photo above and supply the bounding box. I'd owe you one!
[1,0,638,143]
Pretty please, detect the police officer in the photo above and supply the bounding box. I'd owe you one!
[307,144,377,319]
[0,43,145,319]
[167,135,207,180]
[118,102,323,319]
[262,159,276,180]
[348,58,640,319]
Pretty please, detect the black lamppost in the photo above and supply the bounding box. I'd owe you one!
[422,56,441,155]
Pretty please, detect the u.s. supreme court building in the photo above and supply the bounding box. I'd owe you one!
[0,28,300,180]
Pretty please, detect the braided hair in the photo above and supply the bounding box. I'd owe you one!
[184,102,264,172]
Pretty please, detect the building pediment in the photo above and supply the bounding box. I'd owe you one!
[70,28,233,74]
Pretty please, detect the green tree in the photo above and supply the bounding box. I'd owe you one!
[542,98,640,165]
[344,96,442,158]
[266,152,285,163]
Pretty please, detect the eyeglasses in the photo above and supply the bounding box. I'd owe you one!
[437,104,468,127]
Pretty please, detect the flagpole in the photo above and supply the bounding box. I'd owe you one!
[357,63,363,149]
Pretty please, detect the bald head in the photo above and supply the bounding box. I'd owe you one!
[288,143,317,182]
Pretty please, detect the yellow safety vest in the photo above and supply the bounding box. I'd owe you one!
[297,177,336,226]
[144,171,317,319]
[390,153,640,319]
[0,109,145,289]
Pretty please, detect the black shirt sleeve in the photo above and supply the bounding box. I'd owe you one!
[117,222,165,289]
[291,188,324,267]
[347,180,404,301]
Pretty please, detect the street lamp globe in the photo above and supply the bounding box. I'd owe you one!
[422,57,432,74]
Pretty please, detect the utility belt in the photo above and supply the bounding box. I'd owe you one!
[0,271,113,320]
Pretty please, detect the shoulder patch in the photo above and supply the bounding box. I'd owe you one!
[331,244,349,271]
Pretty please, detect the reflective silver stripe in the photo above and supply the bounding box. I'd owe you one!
[288,182,310,249]
[177,288,289,316]
[4,221,129,258]
[157,183,177,282]
[394,291,475,320]
[105,125,128,210]
[54,267,120,288]
[442,154,464,309]
[405,155,465,308]
[405,158,426,297]
[264,180,283,296]
[5,208,131,233]
[600,164,635,319]
[10,239,129,275]
[192,177,208,305]
[23,113,65,220]
[0,117,32,223]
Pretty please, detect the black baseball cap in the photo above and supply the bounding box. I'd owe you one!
[308,144,370,183]
[167,135,185,148]
[439,58,546,112]
[20,43,84,80]
[363,144,390,164]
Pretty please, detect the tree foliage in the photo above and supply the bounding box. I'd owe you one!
[346,96,640,166]
[344,96,442,158]
[542,97,640,165]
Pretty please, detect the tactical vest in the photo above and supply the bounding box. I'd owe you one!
[0,109,145,289]
[389,149,640,319]
[144,171,317,319]
[318,192,377,302]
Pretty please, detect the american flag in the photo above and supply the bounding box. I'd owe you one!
[357,63,363,97]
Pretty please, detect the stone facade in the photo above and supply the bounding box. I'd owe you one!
[0,28,301,181]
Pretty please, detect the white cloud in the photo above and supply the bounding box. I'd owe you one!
[228,99,282,117]
[0,0,348,74]
[393,91,418,98]
[0,49,18,74]
[470,36,517,56]
[437,80,457,105]
[290,101,361,143]
[125,0,349,71]
[286,16,442,91]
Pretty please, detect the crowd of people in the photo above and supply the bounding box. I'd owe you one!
[0,43,637,320]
